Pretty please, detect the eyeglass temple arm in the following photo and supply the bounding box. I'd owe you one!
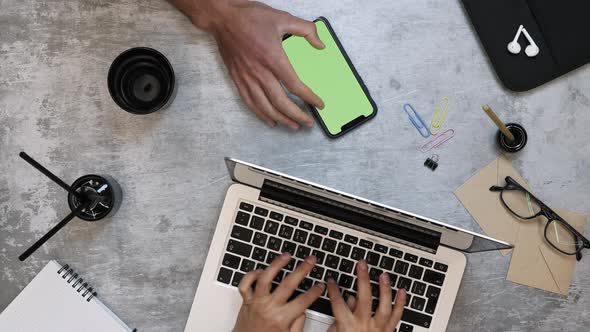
[489,186,503,192]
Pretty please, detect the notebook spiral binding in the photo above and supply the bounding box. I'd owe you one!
[57,264,98,302]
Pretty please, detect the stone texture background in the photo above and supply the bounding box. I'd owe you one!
[1,1,589,331]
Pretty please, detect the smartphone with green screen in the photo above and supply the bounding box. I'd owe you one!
[283,17,377,138]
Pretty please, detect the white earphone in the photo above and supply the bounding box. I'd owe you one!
[507,25,539,57]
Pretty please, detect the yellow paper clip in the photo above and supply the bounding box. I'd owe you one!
[430,97,449,135]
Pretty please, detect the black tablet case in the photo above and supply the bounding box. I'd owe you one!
[461,0,590,91]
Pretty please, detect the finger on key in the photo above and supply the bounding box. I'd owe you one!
[354,260,372,317]
[255,252,292,296]
[375,272,393,322]
[327,278,353,319]
[274,255,317,302]
[238,269,263,302]
[387,288,407,331]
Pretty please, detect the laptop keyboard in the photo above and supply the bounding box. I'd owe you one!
[216,201,448,331]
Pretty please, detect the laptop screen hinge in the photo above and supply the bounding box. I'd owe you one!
[259,180,441,253]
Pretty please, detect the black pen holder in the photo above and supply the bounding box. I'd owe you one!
[497,123,527,153]
[68,175,122,221]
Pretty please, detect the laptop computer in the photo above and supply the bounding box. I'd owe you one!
[184,158,512,332]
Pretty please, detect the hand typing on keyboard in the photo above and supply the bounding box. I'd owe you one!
[326,260,407,332]
[233,253,326,332]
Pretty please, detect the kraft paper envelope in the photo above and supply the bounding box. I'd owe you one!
[507,208,586,296]
[454,155,531,256]
[455,155,588,295]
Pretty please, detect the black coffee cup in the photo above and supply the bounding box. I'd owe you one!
[497,123,527,153]
[68,175,122,221]
[108,47,175,114]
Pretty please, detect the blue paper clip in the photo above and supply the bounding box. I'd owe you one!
[403,103,430,137]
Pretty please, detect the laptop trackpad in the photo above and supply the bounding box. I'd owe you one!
[304,315,331,332]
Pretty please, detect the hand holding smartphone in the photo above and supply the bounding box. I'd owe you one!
[283,17,377,138]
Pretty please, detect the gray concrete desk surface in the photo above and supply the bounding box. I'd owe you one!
[1,0,589,331]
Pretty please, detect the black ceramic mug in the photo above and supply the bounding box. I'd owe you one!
[108,47,176,114]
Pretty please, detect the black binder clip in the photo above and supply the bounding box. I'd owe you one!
[424,155,439,171]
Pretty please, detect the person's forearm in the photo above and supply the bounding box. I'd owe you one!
[167,0,233,32]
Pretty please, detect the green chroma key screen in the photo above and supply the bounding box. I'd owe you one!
[283,19,376,137]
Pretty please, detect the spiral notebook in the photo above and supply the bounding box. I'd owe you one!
[0,260,136,332]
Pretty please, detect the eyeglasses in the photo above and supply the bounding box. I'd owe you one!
[490,176,590,261]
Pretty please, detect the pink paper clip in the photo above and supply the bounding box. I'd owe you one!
[419,129,455,153]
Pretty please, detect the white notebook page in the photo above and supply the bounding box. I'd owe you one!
[0,260,133,332]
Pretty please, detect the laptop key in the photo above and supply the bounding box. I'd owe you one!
[300,220,313,230]
[322,238,337,253]
[425,286,441,314]
[252,247,267,262]
[278,225,294,239]
[371,299,379,313]
[240,259,256,272]
[239,202,253,212]
[254,207,268,217]
[227,239,253,258]
[387,272,398,287]
[359,239,373,249]
[400,323,414,332]
[379,256,395,270]
[253,232,268,247]
[273,270,284,283]
[266,252,279,265]
[232,272,245,287]
[343,290,357,301]
[336,243,352,257]
[434,262,448,272]
[410,297,426,311]
[402,308,432,328]
[231,225,253,242]
[329,230,343,240]
[397,277,412,290]
[369,268,383,282]
[339,259,354,274]
[351,247,366,261]
[338,274,354,289]
[390,248,404,258]
[285,258,296,271]
[235,211,250,226]
[423,270,445,286]
[312,250,325,265]
[217,267,233,284]
[222,253,241,269]
[374,244,388,254]
[307,233,322,248]
[267,237,282,251]
[325,254,340,269]
[310,266,325,280]
[324,269,339,282]
[411,281,427,296]
[394,261,409,275]
[284,216,298,226]
[293,229,308,244]
[404,294,412,307]
[269,211,283,221]
[366,252,381,266]
[256,263,268,270]
[344,234,358,245]
[370,282,379,297]
[419,258,433,268]
[296,245,311,259]
[282,241,297,255]
[250,216,265,230]
[404,253,418,263]
[314,225,328,235]
[298,278,313,291]
[408,265,424,279]
[264,220,279,235]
